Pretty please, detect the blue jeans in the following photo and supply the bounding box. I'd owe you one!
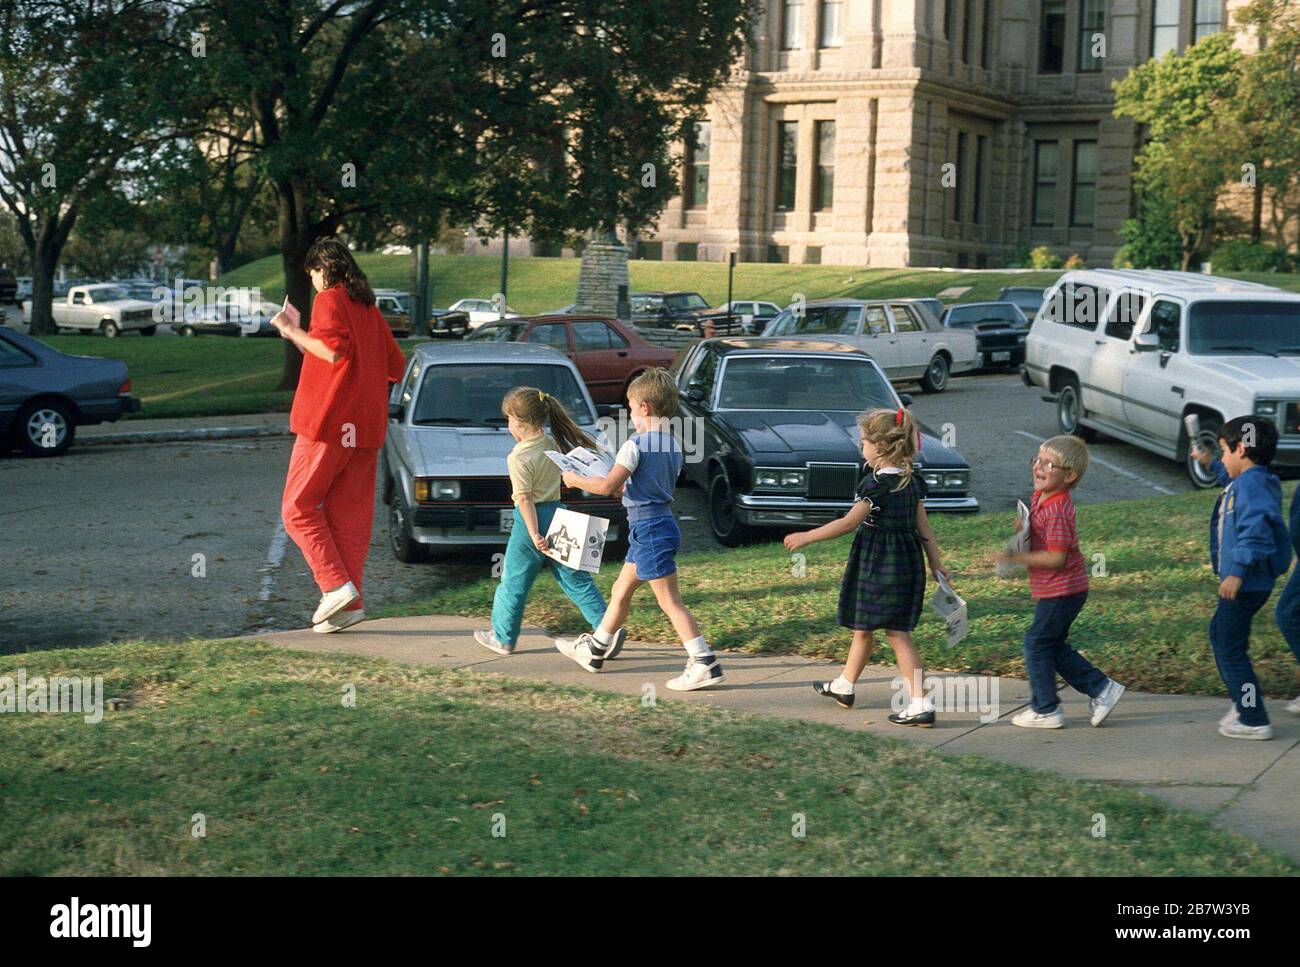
[1211,589,1272,727]
[490,502,607,646]
[1272,565,1300,666]
[1023,591,1108,714]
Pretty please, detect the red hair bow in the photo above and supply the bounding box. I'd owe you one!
[895,407,904,425]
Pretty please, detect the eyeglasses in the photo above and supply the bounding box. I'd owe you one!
[1031,456,1060,473]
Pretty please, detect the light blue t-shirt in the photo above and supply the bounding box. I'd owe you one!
[615,430,683,523]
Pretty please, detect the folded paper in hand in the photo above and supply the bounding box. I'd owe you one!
[929,572,968,647]
[995,500,1031,578]
[544,446,614,479]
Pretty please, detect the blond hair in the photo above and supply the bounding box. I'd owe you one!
[502,386,596,454]
[858,407,920,492]
[1041,434,1089,487]
[627,368,679,417]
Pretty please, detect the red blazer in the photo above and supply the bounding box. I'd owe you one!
[289,286,406,449]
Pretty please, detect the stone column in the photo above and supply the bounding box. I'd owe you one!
[574,237,632,320]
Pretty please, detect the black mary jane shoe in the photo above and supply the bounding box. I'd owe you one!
[813,681,854,709]
[888,708,936,728]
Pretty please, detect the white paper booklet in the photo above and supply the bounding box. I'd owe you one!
[544,446,614,479]
[995,500,1031,577]
[929,571,969,648]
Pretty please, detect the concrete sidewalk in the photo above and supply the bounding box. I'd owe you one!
[80,412,290,446]
[255,614,1300,862]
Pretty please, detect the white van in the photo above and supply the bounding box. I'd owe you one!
[1022,269,1300,487]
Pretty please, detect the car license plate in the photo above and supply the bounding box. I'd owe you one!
[992,352,1010,362]
[499,509,514,533]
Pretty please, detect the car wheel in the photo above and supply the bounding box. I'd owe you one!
[17,400,75,457]
[1055,379,1097,441]
[140,325,157,336]
[179,325,196,337]
[1184,414,1224,490]
[101,320,119,338]
[919,354,949,393]
[388,497,426,563]
[708,470,752,547]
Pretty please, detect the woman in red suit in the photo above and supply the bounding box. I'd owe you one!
[271,239,407,632]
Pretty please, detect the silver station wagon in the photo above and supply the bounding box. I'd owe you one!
[382,342,625,561]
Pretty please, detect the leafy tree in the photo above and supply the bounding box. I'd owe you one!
[0,1,179,334]
[1113,189,1182,269]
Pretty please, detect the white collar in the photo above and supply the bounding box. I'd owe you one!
[875,466,905,475]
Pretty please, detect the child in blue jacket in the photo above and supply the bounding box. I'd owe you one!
[1194,416,1293,740]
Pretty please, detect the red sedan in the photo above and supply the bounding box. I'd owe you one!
[467,314,677,404]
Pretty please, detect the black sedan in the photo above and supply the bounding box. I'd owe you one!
[940,301,1029,368]
[676,337,978,546]
[0,327,141,456]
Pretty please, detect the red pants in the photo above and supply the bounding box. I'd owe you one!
[281,436,379,610]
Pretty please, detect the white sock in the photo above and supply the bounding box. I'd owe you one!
[684,636,712,659]
[593,627,614,645]
[906,695,933,715]
[830,675,854,695]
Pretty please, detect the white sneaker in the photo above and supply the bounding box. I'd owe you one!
[665,656,725,691]
[1219,704,1240,729]
[1012,707,1065,729]
[1287,696,1300,716]
[312,581,359,625]
[312,609,365,634]
[473,629,514,655]
[1089,679,1125,726]
[555,633,607,672]
[1218,719,1273,741]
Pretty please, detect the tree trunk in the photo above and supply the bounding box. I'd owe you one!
[28,246,59,336]
[1251,182,1264,245]
[274,179,319,392]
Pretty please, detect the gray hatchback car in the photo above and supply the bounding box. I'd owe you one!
[382,341,626,562]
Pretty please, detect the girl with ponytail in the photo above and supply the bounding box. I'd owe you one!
[473,387,615,657]
[784,406,951,726]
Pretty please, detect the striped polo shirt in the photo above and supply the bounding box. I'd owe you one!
[1028,489,1089,599]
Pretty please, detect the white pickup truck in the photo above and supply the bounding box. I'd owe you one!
[23,284,159,337]
[1023,269,1300,487]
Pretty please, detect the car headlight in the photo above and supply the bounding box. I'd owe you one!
[943,472,969,489]
[921,472,942,488]
[754,467,807,492]
[415,479,460,501]
[1255,400,1279,418]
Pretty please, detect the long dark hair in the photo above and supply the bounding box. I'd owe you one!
[304,238,375,306]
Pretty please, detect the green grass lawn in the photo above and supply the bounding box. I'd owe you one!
[384,486,1300,699]
[219,252,1300,315]
[1,639,1291,875]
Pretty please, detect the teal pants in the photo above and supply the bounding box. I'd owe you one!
[491,501,607,645]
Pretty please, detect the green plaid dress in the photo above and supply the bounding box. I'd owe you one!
[837,469,929,632]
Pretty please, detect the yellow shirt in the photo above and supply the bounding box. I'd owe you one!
[507,433,561,505]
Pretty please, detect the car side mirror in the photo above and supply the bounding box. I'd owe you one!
[898,393,913,407]
[388,402,405,420]
[1133,332,1160,352]
[685,386,707,405]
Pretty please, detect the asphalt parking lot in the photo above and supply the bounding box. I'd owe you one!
[0,370,1203,653]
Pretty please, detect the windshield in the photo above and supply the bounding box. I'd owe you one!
[764,305,861,336]
[467,324,525,342]
[945,304,1023,327]
[413,363,592,426]
[1187,301,1300,356]
[665,293,708,311]
[717,356,895,411]
[89,286,130,302]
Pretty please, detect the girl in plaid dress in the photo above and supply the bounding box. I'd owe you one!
[784,407,950,726]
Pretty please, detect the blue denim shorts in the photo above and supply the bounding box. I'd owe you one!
[627,514,681,581]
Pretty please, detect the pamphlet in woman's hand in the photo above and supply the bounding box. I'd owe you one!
[281,295,301,327]
[545,446,614,478]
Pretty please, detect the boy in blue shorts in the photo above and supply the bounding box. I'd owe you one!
[555,368,724,691]
[1193,415,1293,740]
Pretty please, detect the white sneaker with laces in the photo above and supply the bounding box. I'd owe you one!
[554,633,606,672]
[1012,707,1065,729]
[313,609,366,634]
[1219,704,1240,729]
[1218,719,1273,741]
[312,581,359,625]
[1089,679,1125,726]
[665,656,725,691]
[473,629,513,655]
